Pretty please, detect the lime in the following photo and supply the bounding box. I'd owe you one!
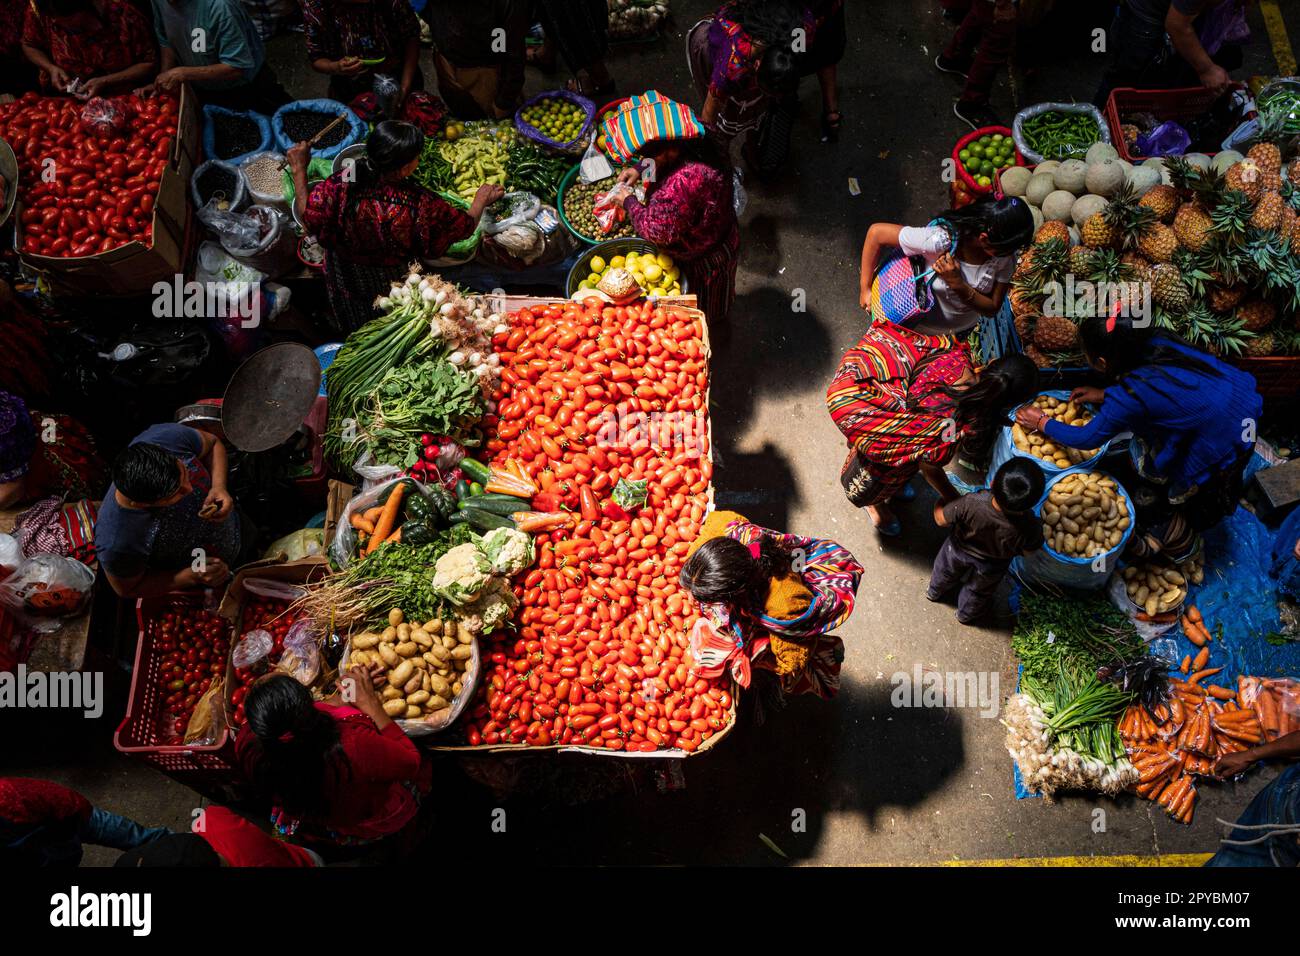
[589,255,606,273]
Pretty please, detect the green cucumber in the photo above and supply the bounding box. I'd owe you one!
[454,479,471,502]
[453,508,516,531]
[462,495,531,515]
[460,458,492,485]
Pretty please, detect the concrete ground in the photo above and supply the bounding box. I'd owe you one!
[6,0,1293,866]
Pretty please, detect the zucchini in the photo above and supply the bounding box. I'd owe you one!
[460,458,493,485]
[453,508,516,531]
[462,495,532,515]
[454,479,471,502]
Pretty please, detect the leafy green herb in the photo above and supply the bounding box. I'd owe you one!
[359,359,484,468]
[1012,591,1142,687]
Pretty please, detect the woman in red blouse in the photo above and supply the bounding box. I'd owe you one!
[235,670,433,848]
[288,121,503,332]
[21,0,156,96]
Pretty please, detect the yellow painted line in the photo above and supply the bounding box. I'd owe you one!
[939,853,1213,867]
[1261,1,1297,77]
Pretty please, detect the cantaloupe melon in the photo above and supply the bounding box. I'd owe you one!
[1030,204,1044,232]
[1000,165,1033,198]
[1127,164,1161,196]
[1085,158,1125,197]
[1035,160,1062,177]
[1071,194,1107,226]
[1053,159,1088,195]
[1026,171,1057,206]
[1185,153,1212,170]
[1086,142,1118,165]
[1141,157,1171,185]
[1211,149,1244,174]
[1042,190,1076,221]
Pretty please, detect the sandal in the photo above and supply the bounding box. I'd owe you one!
[821,110,842,143]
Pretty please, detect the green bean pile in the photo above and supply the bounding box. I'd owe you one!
[1021,110,1102,160]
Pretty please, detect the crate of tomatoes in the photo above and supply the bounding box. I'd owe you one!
[1,84,199,295]
[431,294,736,758]
[114,594,237,793]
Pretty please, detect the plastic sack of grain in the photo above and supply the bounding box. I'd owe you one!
[191,159,247,214]
[272,100,365,160]
[202,105,273,163]
[239,150,289,210]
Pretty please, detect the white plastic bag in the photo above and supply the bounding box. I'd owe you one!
[278,619,321,685]
[482,191,541,235]
[0,534,21,582]
[0,554,95,632]
[241,577,307,603]
[330,475,431,568]
[339,631,481,736]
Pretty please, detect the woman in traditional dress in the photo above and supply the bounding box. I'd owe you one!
[289,121,502,332]
[21,0,155,96]
[301,0,421,107]
[0,390,104,509]
[681,510,863,708]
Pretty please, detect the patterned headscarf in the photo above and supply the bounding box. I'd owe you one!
[0,391,36,484]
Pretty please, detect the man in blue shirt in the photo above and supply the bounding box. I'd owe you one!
[148,0,287,112]
[95,423,241,598]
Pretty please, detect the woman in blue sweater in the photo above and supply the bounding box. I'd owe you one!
[1015,314,1261,561]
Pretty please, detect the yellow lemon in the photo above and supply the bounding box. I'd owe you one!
[625,251,639,264]
[642,263,663,282]
[587,273,602,285]
[609,255,626,269]
[589,256,606,273]
[665,266,679,282]
[656,253,674,270]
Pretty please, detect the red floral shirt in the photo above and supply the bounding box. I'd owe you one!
[22,0,155,87]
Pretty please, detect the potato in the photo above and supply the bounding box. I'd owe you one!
[423,651,442,666]
[443,634,458,649]
[427,695,450,711]
[403,673,423,695]
[397,622,411,641]
[450,644,472,661]
[377,643,400,668]
[382,626,397,641]
[353,633,380,650]
[383,698,406,717]
[388,608,404,626]
[428,643,449,661]
[457,623,475,645]
[407,690,430,706]
[381,685,401,701]
[423,619,443,635]
[405,705,422,719]
[412,630,433,648]
[1144,594,1159,616]
[452,681,463,696]
[389,659,415,687]
[395,641,418,657]
[430,674,450,696]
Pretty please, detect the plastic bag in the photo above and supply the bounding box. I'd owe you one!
[232,629,274,667]
[592,183,633,234]
[277,619,320,685]
[80,97,129,136]
[197,199,265,250]
[350,449,406,489]
[202,105,274,163]
[241,577,307,602]
[0,554,94,631]
[330,474,431,568]
[578,139,613,182]
[1135,122,1192,159]
[271,100,366,160]
[1012,101,1111,165]
[239,151,289,206]
[261,529,326,562]
[491,222,546,263]
[1012,470,1134,592]
[1105,573,1178,642]
[482,191,541,235]
[339,631,481,736]
[373,74,400,118]
[987,389,1111,481]
[0,534,21,581]
[191,159,248,213]
[183,677,226,745]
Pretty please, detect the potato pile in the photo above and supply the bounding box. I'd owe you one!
[1122,563,1187,617]
[1011,395,1100,467]
[347,608,473,721]
[1041,472,1130,558]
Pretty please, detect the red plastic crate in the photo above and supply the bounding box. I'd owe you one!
[952,125,1026,199]
[114,594,239,794]
[1104,84,1249,162]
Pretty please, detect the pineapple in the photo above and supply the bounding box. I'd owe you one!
[1034,313,1079,351]
[1035,221,1071,246]
[1138,221,1178,262]
[1120,252,1155,286]
[1247,139,1282,184]
[1009,280,1041,318]
[1288,156,1300,186]
[1023,343,1052,368]
[1236,298,1276,332]
[1242,327,1276,357]
[1173,202,1213,252]
[1280,204,1298,242]
[1207,280,1247,313]
[1292,223,1300,257]
[1150,263,1191,314]
[1251,190,1285,232]
[1082,211,1120,249]
[1138,184,1178,223]
[1181,306,1247,357]
[1013,309,1036,342]
[1225,160,1264,203]
[1069,244,1095,277]
[1209,189,1254,244]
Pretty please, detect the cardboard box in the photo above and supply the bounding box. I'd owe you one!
[16,83,199,295]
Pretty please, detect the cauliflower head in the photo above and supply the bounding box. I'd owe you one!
[432,542,492,606]
[478,527,535,576]
[457,578,518,635]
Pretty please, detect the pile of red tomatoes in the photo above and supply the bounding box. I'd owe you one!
[150,607,229,741]
[227,597,302,728]
[463,298,731,753]
[0,91,177,258]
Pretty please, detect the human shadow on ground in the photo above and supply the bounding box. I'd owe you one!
[421,674,965,865]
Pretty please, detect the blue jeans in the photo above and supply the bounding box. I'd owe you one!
[80,809,172,852]
[1205,764,1300,867]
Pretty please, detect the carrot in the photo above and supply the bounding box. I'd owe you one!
[365,482,406,555]
[1179,654,1191,674]
[1206,685,1236,701]
[1192,646,1210,671]
[1181,619,1206,647]
[1188,666,1222,685]
[350,512,376,534]
[1186,605,1202,624]
[363,506,384,524]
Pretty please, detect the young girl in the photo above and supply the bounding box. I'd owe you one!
[858,196,1032,336]
[680,510,863,706]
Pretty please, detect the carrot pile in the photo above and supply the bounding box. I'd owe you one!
[1119,604,1297,824]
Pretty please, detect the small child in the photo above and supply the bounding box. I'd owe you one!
[928,458,1045,624]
